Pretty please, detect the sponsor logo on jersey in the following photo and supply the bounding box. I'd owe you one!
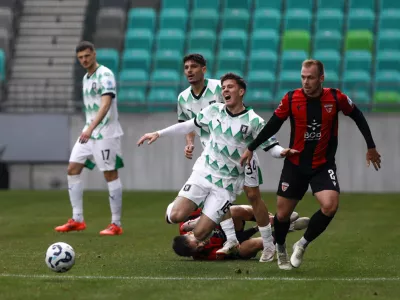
[240,125,248,134]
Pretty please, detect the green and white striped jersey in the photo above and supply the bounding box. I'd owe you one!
[82,65,123,140]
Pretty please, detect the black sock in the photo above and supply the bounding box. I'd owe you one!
[236,226,258,244]
[303,209,334,243]
[273,214,290,245]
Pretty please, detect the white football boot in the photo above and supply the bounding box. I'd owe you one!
[276,243,292,270]
[290,241,306,268]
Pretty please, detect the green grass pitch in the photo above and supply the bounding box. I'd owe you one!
[0,190,399,299]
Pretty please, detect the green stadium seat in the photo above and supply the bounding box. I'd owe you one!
[0,49,4,81]
[214,69,244,78]
[190,9,219,31]
[223,0,252,10]
[253,9,281,32]
[342,70,371,93]
[347,9,375,31]
[316,9,344,31]
[344,50,372,73]
[377,30,400,51]
[147,88,177,112]
[248,50,278,73]
[373,92,400,112]
[345,30,373,51]
[251,29,279,52]
[281,50,308,71]
[323,70,340,87]
[278,71,300,91]
[188,30,216,53]
[376,51,400,72]
[216,50,246,73]
[285,9,312,31]
[248,70,275,90]
[374,71,400,93]
[313,50,341,73]
[193,0,220,10]
[314,30,342,52]
[156,29,185,53]
[255,0,281,10]
[222,9,250,30]
[154,50,182,73]
[380,0,400,10]
[124,29,153,51]
[159,9,188,30]
[246,89,274,105]
[349,0,375,10]
[121,49,151,72]
[127,8,156,31]
[317,0,344,10]
[96,49,119,75]
[379,10,400,30]
[119,69,148,92]
[345,90,371,109]
[161,0,189,10]
[282,30,310,52]
[118,88,146,113]
[286,0,313,11]
[150,69,180,88]
[219,30,248,52]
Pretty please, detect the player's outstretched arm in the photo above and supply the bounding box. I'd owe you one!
[184,131,196,159]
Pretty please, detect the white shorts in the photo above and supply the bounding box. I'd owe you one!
[69,137,124,171]
[178,171,237,224]
[244,152,263,188]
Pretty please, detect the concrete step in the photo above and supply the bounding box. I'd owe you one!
[19,21,83,30]
[17,36,80,45]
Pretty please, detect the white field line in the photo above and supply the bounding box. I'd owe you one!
[0,273,399,282]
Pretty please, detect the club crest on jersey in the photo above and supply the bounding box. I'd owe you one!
[92,82,97,90]
[281,182,289,192]
[240,125,248,134]
[324,104,333,113]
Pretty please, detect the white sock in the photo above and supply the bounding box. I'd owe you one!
[166,202,175,224]
[68,175,84,222]
[220,218,238,243]
[108,178,122,226]
[259,224,274,248]
[298,236,309,248]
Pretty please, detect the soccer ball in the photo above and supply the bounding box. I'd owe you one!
[45,242,75,273]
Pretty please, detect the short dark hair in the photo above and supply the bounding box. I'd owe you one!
[302,59,324,76]
[220,72,247,90]
[172,235,195,257]
[183,53,206,66]
[76,41,95,53]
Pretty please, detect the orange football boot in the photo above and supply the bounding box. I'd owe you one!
[99,223,123,235]
[55,219,86,232]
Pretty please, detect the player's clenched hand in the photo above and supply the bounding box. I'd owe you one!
[366,148,381,171]
[184,144,194,159]
[79,128,93,144]
[137,132,160,146]
[280,148,300,157]
[240,149,253,167]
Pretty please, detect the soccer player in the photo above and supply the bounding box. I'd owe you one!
[138,72,297,255]
[173,205,310,260]
[177,53,286,262]
[55,41,124,235]
[240,59,381,269]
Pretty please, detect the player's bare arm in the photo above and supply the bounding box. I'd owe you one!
[184,131,196,159]
[79,95,112,143]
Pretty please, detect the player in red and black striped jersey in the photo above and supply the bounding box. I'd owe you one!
[240,59,382,270]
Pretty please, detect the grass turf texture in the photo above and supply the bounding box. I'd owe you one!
[0,191,399,299]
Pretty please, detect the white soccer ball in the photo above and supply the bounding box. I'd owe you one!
[45,242,75,273]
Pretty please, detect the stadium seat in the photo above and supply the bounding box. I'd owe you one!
[100,0,128,9]
[317,0,345,10]
[119,69,148,93]
[281,50,308,71]
[248,70,275,90]
[376,30,400,52]
[379,10,400,31]
[345,30,373,51]
[161,0,189,11]
[285,9,312,31]
[222,9,250,30]
[253,9,281,32]
[314,30,342,52]
[349,0,375,10]
[190,9,219,31]
[127,8,156,31]
[246,89,274,105]
[150,69,180,89]
[95,49,119,75]
[373,91,400,112]
[223,0,252,10]
[251,29,279,52]
[156,29,185,53]
[159,9,188,30]
[347,9,375,31]
[147,88,177,111]
[188,30,216,52]
[374,71,400,93]
[380,0,400,11]
[255,0,281,10]
[118,88,146,113]
[94,30,124,51]
[214,69,244,79]
[154,50,182,73]
[219,30,248,52]
[342,70,371,93]
[323,70,340,87]
[124,29,153,52]
[121,49,151,72]
[376,51,400,72]
[248,50,278,73]
[316,9,344,31]
[345,90,371,109]
[193,0,219,10]
[313,50,341,74]
[282,30,310,53]
[286,0,313,11]
[96,8,126,32]
[344,50,372,73]
[216,50,246,74]
[278,71,301,91]
[0,49,4,81]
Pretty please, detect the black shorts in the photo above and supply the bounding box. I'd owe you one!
[277,159,340,200]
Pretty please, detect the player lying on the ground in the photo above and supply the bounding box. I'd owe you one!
[172,205,310,260]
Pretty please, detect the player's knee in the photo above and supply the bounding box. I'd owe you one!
[276,211,291,222]
[103,170,118,182]
[67,163,82,176]
[321,202,339,217]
